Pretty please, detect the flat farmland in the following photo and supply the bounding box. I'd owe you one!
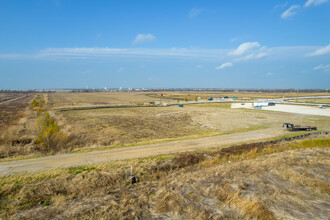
[1,92,329,159]
[0,93,34,131]
[148,92,330,101]
[1,92,329,219]
[58,101,330,150]
[47,92,169,109]
[0,93,37,157]
[296,98,330,104]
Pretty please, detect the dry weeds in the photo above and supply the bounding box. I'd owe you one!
[0,137,329,219]
[1,91,329,162]
[58,102,330,151]
[0,94,38,158]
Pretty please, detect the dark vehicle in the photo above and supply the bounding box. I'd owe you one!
[224,96,228,99]
[268,102,275,106]
[207,97,213,101]
[283,123,317,131]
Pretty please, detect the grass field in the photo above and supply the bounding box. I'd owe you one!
[47,92,164,108]
[1,136,329,219]
[147,91,330,101]
[0,93,37,157]
[1,92,330,158]
[1,91,329,219]
[296,98,330,104]
[58,103,330,150]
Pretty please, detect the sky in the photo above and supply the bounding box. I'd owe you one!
[0,0,329,89]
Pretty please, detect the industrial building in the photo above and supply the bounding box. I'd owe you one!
[231,102,275,109]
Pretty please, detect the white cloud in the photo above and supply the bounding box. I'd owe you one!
[117,67,125,72]
[215,62,233,70]
[81,69,93,74]
[266,72,274,76]
[36,47,230,60]
[281,5,300,19]
[0,46,318,62]
[189,7,204,18]
[274,2,288,9]
[228,42,260,56]
[196,64,203,68]
[132,34,156,45]
[230,37,238,42]
[307,44,330,56]
[313,64,330,72]
[236,52,267,61]
[304,0,328,7]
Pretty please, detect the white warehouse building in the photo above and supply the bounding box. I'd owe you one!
[231,102,275,109]
[231,103,253,109]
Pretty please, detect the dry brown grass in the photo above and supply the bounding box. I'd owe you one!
[0,94,39,158]
[1,136,329,219]
[296,98,330,104]
[54,101,330,151]
[1,91,330,159]
[47,92,164,109]
[149,91,330,100]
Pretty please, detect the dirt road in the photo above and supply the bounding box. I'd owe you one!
[0,128,286,176]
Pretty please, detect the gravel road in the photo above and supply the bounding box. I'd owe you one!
[0,128,284,176]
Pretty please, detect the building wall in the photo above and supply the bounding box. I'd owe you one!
[231,103,253,109]
[254,102,269,107]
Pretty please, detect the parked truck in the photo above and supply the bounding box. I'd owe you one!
[283,123,317,131]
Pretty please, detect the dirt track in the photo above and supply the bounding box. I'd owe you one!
[0,128,285,176]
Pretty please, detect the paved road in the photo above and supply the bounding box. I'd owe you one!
[284,96,330,100]
[262,104,330,117]
[0,128,284,176]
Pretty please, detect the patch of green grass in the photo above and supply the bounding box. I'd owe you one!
[297,138,330,148]
[0,155,43,162]
[296,98,330,104]
[274,130,328,140]
[68,166,97,174]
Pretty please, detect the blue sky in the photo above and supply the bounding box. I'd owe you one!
[0,0,329,89]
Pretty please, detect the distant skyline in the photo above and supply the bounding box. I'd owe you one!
[0,0,329,89]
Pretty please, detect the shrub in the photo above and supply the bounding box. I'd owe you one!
[36,113,67,153]
[31,100,40,107]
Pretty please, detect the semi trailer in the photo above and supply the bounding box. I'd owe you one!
[283,123,317,131]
